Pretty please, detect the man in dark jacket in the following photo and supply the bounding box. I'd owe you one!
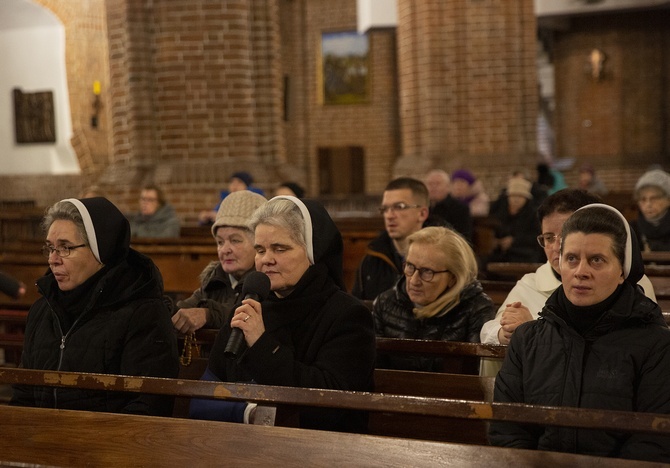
[352,177,429,301]
[11,197,179,415]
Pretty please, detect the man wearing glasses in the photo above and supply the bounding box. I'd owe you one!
[479,189,657,376]
[352,177,429,301]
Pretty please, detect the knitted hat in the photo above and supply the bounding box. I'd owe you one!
[211,190,267,236]
[451,169,476,185]
[230,171,253,187]
[635,169,670,197]
[507,178,532,199]
[61,197,130,265]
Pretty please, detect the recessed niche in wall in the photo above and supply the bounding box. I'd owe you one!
[13,88,56,144]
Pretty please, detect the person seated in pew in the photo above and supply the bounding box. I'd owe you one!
[489,204,670,462]
[480,189,657,376]
[633,168,670,252]
[127,184,181,238]
[11,197,179,415]
[372,226,495,372]
[172,190,267,334]
[190,196,376,432]
[424,169,473,242]
[486,177,544,268]
[352,177,430,301]
[274,181,305,198]
[198,171,265,225]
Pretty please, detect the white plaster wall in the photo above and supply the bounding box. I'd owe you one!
[357,0,397,33]
[0,24,79,175]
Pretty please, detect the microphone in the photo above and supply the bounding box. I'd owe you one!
[0,271,24,299]
[224,271,271,359]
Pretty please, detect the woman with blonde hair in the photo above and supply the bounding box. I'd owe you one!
[372,226,494,371]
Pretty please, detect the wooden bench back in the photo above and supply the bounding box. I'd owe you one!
[370,369,495,444]
[2,404,657,468]
[2,367,669,441]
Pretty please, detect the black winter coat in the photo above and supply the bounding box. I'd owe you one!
[372,277,495,372]
[351,231,403,301]
[489,199,543,263]
[208,263,376,432]
[490,283,670,463]
[12,249,179,415]
[634,210,670,252]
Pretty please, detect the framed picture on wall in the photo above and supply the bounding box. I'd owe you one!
[13,88,56,144]
[320,31,369,105]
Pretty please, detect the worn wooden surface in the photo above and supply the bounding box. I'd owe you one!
[2,368,670,439]
[1,405,659,468]
[370,369,495,444]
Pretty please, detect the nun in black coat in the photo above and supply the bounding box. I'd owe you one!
[12,197,179,415]
[191,197,376,433]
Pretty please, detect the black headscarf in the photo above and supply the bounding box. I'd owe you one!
[272,196,345,290]
[61,197,131,266]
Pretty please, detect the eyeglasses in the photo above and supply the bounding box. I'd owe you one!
[41,244,87,258]
[140,197,159,203]
[536,233,560,248]
[378,202,421,215]
[403,262,449,282]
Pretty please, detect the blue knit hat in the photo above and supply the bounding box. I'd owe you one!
[230,171,253,187]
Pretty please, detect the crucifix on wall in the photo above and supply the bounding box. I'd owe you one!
[13,88,56,144]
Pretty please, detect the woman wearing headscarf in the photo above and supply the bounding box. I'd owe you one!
[633,168,670,251]
[372,226,494,372]
[489,204,670,463]
[172,190,267,334]
[191,196,376,432]
[11,197,179,415]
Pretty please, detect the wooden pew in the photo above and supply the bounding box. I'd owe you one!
[2,405,655,468]
[486,262,542,281]
[2,367,669,452]
[176,332,509,374]
[0,238,216,302]
[0,309,28,366]
[0,252,46,308]
[375,337,506,375]
[480,279,516,307]
[370,368,495,444]
[130,239,217,298]
[642,251,670,265]
[173,357,496,443]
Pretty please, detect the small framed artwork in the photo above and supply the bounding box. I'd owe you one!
[320,31,369,105]
[13,88,56,144]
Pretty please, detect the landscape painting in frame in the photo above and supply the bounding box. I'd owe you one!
[321,31,369,105]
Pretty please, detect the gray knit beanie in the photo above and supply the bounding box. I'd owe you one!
[211,190,267,236]
[635,169,670,197]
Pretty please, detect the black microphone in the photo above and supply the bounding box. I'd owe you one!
[0,271,24,299]
[224,271,271,359]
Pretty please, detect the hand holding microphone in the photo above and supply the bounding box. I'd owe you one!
[224,271,271,359]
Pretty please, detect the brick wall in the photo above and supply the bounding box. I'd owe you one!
[0,1,667,218]
[553,11,670,170]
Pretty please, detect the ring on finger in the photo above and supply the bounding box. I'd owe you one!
[243,314,250,322]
